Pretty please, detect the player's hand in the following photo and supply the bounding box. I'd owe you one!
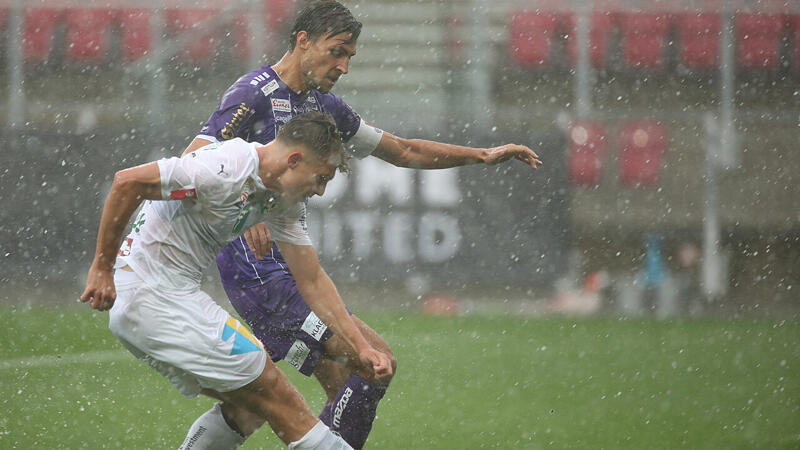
[484,144,543,170]
[358,347,394,384]
[244,222,272,260]
[80,266,116,311]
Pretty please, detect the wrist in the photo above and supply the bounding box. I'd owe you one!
[477,148,490,165]
[349,333,371,355]
[91,256,115,273]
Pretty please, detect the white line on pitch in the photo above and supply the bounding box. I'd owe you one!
[0,350,129,370]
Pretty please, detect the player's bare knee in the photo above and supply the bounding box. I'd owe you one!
[221,402,265,436]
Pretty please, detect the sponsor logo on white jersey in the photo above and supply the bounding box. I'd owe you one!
[118,236,133,257]
[301,311,328,341]
[271,98,291,112]
[285,340,310,370]
[260,79,279,97]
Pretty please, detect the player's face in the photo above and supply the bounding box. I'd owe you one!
[280,151,338,203]
[300,32,357,94]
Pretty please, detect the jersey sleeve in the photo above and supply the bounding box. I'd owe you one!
[157,140,252,205]
[198,83,263,142]
[263,202,312,246]
[324,95,384,159]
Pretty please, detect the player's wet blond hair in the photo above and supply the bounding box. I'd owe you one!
[277,111,349,173]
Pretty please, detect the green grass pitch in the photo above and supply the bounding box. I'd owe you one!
[0,305,798,449]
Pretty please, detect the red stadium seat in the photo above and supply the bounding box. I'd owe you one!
[619,120,668,188]
[166,8,220,63]
[790,15,800,70]
[568,121,607,187]
[676,12,721,70]
[564,12,614,68]
[119,9,151,61]
[231,13,251,61]
[230,0,296,61]
[509,11,560,67]
[65,8,113,62]
[620,13,671,70]
[223,0,295,59]
[22,8,61,63]
[264,0,295,30]
[0,9,7,32]
[734,13,784,70]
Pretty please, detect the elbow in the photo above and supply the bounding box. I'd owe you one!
[112,168,138,192]
[382,138,417,168]
[112,169,131,189]
[112,169,150,201]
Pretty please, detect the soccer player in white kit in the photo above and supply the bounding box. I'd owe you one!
[80,112,393,449]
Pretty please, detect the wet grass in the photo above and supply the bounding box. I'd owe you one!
[0,305,798,449]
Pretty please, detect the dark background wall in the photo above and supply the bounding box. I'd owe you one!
[0,130,570,295]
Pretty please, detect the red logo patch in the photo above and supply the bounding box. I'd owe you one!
[118,237,133,257]
[169,189,197,200]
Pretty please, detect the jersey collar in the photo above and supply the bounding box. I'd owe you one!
[267,65,314,102]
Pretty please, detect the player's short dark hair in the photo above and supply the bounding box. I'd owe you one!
[277,111,349,172]
[288,1,362,50]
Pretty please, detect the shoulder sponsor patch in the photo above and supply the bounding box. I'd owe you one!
[260,79,279,97]
[301,311,328,341]
[271,98,291,112]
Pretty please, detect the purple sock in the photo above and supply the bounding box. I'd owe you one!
[327,374,388,449]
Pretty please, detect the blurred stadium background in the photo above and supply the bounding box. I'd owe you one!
[1,0,799,448]
[1,0,797,316]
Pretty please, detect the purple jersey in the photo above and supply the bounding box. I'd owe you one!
[199,65,383,287]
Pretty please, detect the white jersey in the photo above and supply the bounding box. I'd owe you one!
[116,138,311,293]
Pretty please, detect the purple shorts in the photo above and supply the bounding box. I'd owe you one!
[217,247,337,376]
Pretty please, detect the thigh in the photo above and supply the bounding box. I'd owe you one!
[110,274,267,397]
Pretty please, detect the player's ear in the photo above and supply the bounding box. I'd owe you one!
[297,31,311,50]
[287,152,303,168]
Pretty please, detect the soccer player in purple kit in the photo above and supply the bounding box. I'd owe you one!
[180,1,543,448]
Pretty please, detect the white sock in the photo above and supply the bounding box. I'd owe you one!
[288,420,353,450]
[179,403,246,450]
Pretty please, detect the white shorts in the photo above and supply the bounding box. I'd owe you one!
[109,269,267,398]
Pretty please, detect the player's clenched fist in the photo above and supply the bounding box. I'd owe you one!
[81,267,116,311]
[359,348,394,384]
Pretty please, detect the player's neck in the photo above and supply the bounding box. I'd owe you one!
[273,52,307,95]
[255,142,286,193]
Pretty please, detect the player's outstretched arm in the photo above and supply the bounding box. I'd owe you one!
[277,241,394,381]
[372,131,543,170]
[80,162,162,311]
